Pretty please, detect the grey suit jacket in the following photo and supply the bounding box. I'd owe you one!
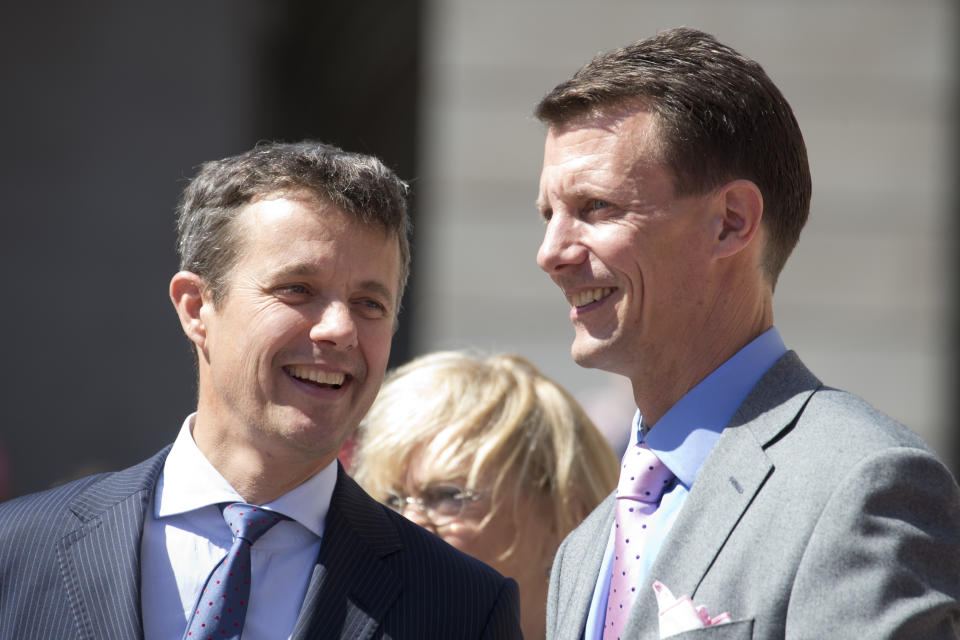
[0,448,522,639]
[547,351,960,639]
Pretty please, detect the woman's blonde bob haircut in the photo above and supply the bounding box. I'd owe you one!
[352,350,618,545]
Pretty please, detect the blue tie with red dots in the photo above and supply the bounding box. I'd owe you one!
[183,503,289,640]
[603,443,675,640]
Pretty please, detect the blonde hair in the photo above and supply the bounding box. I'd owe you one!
[352,351,618,547]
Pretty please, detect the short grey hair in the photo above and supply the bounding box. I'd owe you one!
[176,140,411,308]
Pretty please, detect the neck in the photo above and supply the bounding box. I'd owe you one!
[191,414,335,505]
[633,283,773,428]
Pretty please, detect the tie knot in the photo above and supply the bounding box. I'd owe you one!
[617,444,674,503]
[221,502,288,545]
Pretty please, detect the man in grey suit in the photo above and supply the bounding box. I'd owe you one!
[535,28,960,639]
[0,142,521,639]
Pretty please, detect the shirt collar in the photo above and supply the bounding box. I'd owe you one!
[156,414,337,538]
[637,327,787,488]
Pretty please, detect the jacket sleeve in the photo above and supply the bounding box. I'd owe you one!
[786,447,960,638]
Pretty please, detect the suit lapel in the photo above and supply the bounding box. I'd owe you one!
[292,465,402,640]
[554,493,615,640]
[622,352,820,638]
[56,448,169,640]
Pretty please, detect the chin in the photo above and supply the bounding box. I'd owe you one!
[571,342,606,370]
[287,430,346,464]
[571,334,625,373]
[269,412,345,454]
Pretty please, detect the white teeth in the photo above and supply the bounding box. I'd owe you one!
[285,366,346,386]
[568,287,613,308]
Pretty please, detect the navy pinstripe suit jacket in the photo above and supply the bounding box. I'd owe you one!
[0,448,522,639]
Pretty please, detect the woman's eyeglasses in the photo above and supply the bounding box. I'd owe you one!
[385,485,484,525]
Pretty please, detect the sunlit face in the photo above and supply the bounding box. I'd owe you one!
[536,109,718,381]
[392,450,555,640]
[194,192,400,466]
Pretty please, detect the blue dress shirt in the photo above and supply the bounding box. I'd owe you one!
[140,415,337,640]
[583,328,787,640]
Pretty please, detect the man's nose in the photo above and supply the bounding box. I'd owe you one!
[309,301,359,349]
[537,214,587,274]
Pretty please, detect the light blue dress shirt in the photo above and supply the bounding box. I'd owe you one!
[583,328,787,640]
[140,415,337,640]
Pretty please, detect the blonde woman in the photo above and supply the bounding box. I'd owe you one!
[352,351,618,640]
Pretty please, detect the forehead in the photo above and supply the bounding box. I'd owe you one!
[538,109,664,205]
[231,193,400,287]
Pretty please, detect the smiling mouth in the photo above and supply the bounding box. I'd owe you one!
[567,287,614,308]
[284,365,347,389]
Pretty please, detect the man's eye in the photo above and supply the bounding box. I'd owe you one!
[590,199,609,210]
[356,299,388,317]
[276,284,310,296]
[539,208,553,222]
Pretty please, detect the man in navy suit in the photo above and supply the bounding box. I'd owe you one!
[0,141,521,639]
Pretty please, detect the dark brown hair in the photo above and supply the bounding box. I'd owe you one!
[535,27,811,284]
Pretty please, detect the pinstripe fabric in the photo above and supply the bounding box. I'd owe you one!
[292,467,521,639]
[0,447,168,639]
[0,450,521,639]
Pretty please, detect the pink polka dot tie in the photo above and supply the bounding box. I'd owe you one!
[602,443,674,640]
[183,503,288,640]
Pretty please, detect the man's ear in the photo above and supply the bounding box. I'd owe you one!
[712,179,763,259]
[170,271,211,349]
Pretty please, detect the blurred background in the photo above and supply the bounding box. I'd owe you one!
[0,0,955,499]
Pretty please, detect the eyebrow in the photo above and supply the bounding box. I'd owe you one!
[535,187,592,217]
[273,264,396,302]
[357,279,396,304]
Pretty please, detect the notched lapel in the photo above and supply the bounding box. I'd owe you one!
[661,351,821,592]
[656,426,773,593]
[56,448,168,640]
[728,351,820,450]
[292,468,402,640]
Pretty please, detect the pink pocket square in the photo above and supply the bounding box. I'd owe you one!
[652,580,731,638]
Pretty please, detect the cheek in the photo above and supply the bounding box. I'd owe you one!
[360,325,395,366]
[240,327,287,370]
[593,238,642,286]
[250,309,308,355]
[217,327,298,395]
